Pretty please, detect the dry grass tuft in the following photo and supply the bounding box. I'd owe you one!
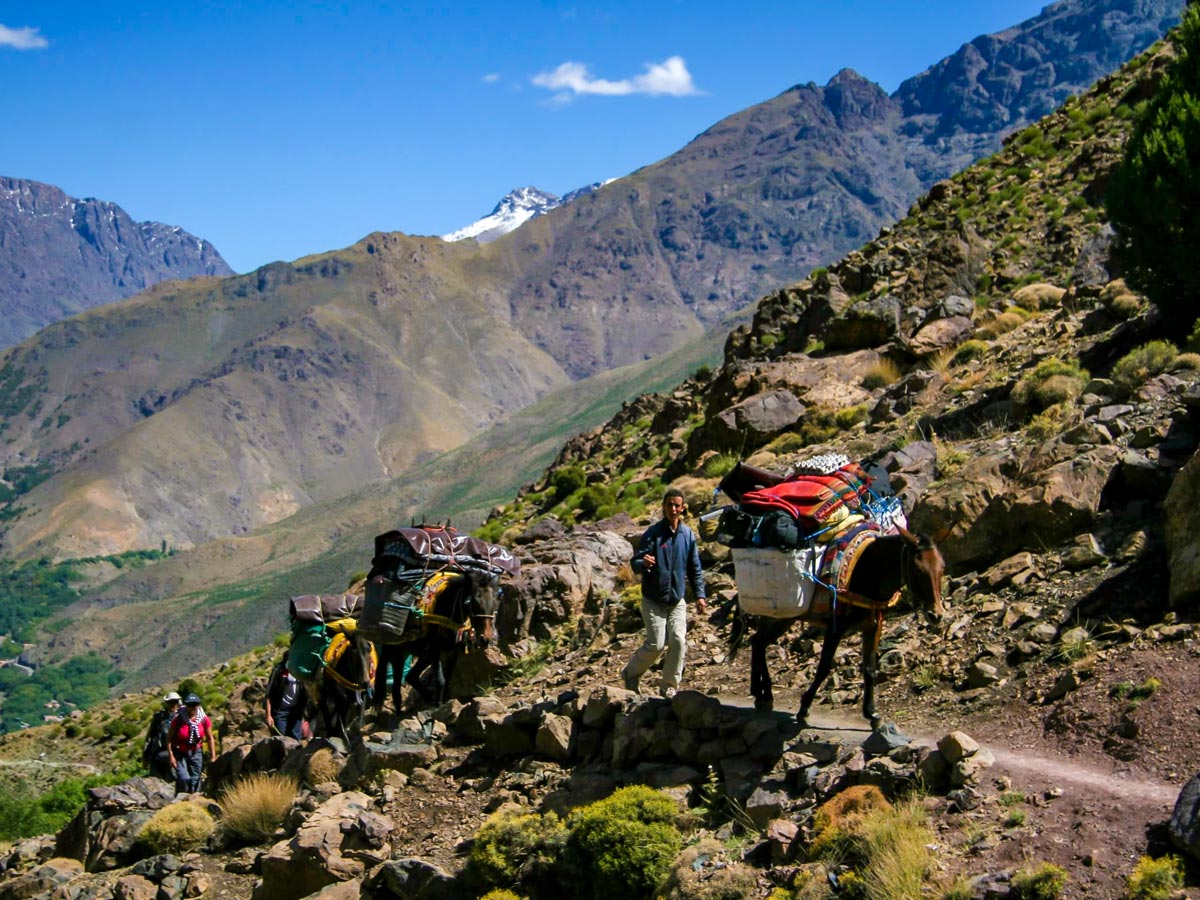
[976,309,1031,339]
[808,789,934,900]
[304,747,342,785]
[138,801,216,854]
[862,358,903,390]
[219,772,297,843]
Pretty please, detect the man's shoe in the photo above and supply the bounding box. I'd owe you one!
[623,673,639,692]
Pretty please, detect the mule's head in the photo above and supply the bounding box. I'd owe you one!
[467,578,501,647]
[899,527,945,623]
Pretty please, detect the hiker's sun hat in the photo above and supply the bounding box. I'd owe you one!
[163,691,182,702]
[184,693,202,705]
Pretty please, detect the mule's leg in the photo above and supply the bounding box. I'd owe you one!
[749,618,790,712]
[749,626,771,711]
[797,629,842,726]
[861,617,884,731]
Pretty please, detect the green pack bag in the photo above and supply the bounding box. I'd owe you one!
[288,621,329,680]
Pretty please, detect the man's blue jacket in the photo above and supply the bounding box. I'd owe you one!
[632,519,706,604]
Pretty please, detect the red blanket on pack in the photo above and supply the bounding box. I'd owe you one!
[738,464,873,532]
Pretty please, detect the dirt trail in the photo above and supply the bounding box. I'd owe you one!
[716,694,1182,811]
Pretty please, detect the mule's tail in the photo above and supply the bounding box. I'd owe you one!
[726,598,747,662]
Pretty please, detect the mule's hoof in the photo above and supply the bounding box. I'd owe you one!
[754,696,774,712]
[795,711,809,727]
[868,715,883,731]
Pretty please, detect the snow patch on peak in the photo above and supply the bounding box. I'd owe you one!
[441,180,612,244]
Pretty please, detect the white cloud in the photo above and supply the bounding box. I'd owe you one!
[532,55,699,100]
[0,24,48,50]
[482,73,500,83]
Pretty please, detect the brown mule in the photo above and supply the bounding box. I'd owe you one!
[730,527,945,731]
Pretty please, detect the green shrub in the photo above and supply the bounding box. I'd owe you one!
[465,807,567,896]
[1126,854,1186,899]
[951,340,989,365]
[563,786,684,900]
[551,465,587,499]
[1009,863,1068,900]
[1110,341,1179,395]
[703,453,739,478]
[138,801,215,854]
[834,405,869,430]
[0,774,123,841]
[1012,358,1089,414]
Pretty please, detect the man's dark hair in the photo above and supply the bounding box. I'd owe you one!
[663,488,685,502]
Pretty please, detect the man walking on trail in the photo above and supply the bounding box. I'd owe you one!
[622,487,707,698]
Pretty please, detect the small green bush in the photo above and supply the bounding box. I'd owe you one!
[551,465,587,499]
[1009,862,1068,900]
[563,786,684,900]
[1111,341,1179,396]
[1012,358,1089,414]
[1126,854,1186,899]
[951,340,989,365]
[465,807,567,896]
[703,453,740,478]
[138,801,215,854]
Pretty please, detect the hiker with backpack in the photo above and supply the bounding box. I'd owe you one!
[167,693,217,794]
[265,654,309,739]
[141,691,182,781]
[621,488,707,699]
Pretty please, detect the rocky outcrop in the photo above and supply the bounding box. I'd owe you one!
[1164,448,1200,608]
[255,791,391,900]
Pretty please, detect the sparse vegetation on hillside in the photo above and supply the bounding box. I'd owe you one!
[1108,4,1200,329]
[0,771,130,841]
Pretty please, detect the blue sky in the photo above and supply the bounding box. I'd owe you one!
[3,2,1049,274]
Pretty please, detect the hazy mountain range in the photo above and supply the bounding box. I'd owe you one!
[0,177,233,349]
[0,0,1184,570]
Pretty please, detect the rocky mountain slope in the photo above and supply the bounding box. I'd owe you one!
[0,0,1181,567]
[0,177,233,349]
[1,19,1199,900]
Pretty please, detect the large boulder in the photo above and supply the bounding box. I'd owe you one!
[54,778,176,873]
[915,444,1121,571]
[823,295,901,351]
[255,791,391,900]
[707,390,805,450]
[1164,450,1200,608]
[503,530,632,641]
[1170,773,1200,863]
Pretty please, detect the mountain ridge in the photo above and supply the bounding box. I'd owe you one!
[0,177,234,349]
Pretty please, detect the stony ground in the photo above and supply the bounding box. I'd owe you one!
[2,554,1197,900]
